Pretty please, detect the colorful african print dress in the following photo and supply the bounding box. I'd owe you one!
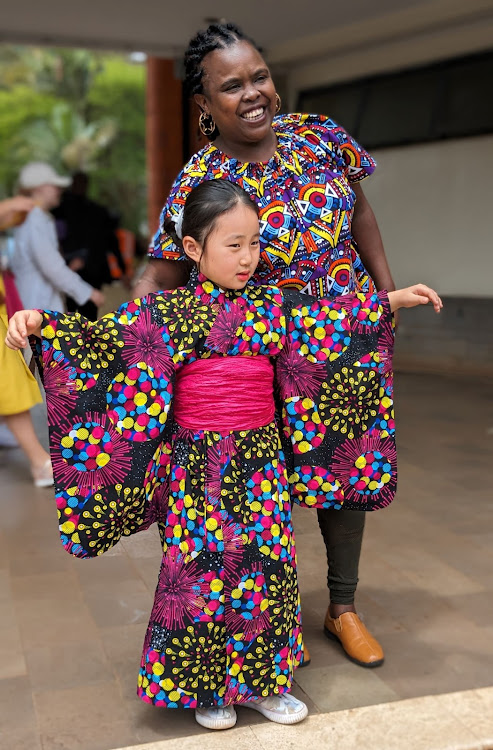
[34,271,395,709]
[150,113,377,299]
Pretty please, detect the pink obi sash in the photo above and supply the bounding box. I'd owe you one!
[174,355,275,433]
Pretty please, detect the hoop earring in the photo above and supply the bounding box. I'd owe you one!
[199,111,216,137]
[275,93,282,113]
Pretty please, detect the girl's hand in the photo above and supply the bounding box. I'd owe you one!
[388,284,443,313]
[5,310,43,349]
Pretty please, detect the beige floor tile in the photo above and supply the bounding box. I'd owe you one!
[250,696,481,750]
[439,687,493,744]
[75,554,149,594]
[26,639,111,692]
[10,569,81,602]
[295,662,400,712]
[0,675,38,732]
[33,681,136,750]
[83,589,153,629]
[120,527,163,559]
[15,595,100,648]
[112,726,261,750]
[0,623,27,679]
[0,726,43,750]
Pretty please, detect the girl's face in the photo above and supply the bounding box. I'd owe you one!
[183,202,260,290]
[31,184,62,210]
[195,41,277,149]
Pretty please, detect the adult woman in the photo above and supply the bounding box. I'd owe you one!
[136,23,396,668]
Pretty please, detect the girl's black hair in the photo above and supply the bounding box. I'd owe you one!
[164,179,258,251]
[184,23,262,96]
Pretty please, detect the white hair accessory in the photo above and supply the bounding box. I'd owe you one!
[174,209,184,240]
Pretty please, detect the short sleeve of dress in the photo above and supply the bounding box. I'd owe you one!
[149,151,210,260]
[293,113,376,183]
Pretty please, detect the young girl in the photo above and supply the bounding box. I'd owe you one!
[6,180,442,731]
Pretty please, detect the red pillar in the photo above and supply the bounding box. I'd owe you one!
[146,57,183,239]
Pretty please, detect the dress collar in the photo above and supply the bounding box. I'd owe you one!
[204,117,299,176]
[188,267,251,306]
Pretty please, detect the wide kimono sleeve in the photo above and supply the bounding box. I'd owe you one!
[32,293,177,558]
[276,288,395,511]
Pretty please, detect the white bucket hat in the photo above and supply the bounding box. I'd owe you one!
[18,162,71,189]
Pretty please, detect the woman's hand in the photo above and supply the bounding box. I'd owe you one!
[90,288,105,308]
[388,284,443,313]
[5,310,43,349]
[0,196,35,228]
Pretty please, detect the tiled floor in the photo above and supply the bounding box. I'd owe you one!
[0,372,492,750]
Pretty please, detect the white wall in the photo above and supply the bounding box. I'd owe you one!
[362,134,493,298]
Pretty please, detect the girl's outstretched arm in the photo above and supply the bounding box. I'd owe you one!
[5,310,43,349]
[388,284,443,313]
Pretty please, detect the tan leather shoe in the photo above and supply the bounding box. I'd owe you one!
[324,610,384,668]
[299,642,311,668]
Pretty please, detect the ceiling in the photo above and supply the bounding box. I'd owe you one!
[2,0,493,66]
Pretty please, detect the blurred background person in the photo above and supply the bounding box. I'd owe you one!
[0,196,53,486]
[11,162,104,315]
[53,170,128,320]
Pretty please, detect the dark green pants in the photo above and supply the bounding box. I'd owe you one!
[317,508,366,605]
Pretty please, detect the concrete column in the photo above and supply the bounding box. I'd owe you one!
[146,57,183,238]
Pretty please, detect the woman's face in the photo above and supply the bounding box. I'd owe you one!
[195,41,277,148]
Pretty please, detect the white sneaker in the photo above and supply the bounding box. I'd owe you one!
[242,693,308,725]
[31,459,54,488]
[195,704,237,730]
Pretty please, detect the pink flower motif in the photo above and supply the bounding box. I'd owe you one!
[377,318,394,376]
[122,308,173,378]
[222,681,254,705]
[339,292,382,334]
[43,350,78,426]
[332,430,397,508]
[276,339,326,399]
[205,444,223,501]
[206,303,245,353]
[51,411,132,494]
[151,547,207,629]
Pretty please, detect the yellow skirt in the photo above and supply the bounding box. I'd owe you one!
[0,278,42,416]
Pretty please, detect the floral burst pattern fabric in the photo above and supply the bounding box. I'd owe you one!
[149,114,376,299]
[34,272,394,709]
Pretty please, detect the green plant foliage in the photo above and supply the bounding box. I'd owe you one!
[87,57,147,234]
[0,46,146,235]
[0,86,59,193]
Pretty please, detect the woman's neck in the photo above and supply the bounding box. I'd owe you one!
[213,128,278,164]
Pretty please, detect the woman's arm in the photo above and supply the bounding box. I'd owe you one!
[133,258,190,297]
[352,183,395,292]
[26,210,100,306]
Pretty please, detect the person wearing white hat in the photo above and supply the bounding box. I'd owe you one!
[10,162,105,313]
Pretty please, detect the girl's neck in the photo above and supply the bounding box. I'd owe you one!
[213,128,278,164]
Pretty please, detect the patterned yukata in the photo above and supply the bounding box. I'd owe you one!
[34,270,395,709]
[150,114,377,298]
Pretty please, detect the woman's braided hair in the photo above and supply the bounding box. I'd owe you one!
[184,23,262,96]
